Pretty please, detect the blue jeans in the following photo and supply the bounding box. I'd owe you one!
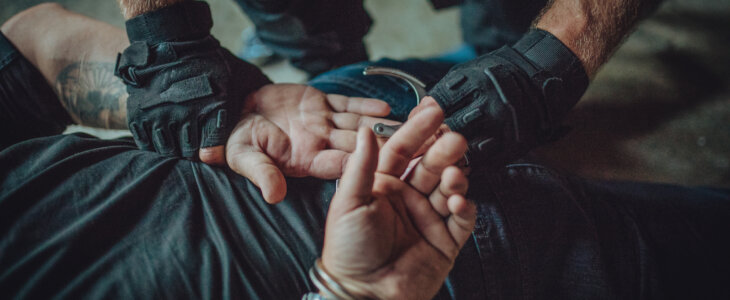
[232,0,549,75]
[311,58,730,299]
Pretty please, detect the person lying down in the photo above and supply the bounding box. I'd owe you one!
[1,4,728,300]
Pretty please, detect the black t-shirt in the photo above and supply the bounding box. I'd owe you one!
[3,133,730,300]
[1,133,335,299]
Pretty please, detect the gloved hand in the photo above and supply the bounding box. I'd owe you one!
[427,29,589,170]
[115,1,271,158]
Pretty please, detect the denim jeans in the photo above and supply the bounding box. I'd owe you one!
[310,58,730,299]
[232,0,548,76]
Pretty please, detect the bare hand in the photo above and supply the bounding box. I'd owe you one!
[220,84,394,203]
[322,107,476,300]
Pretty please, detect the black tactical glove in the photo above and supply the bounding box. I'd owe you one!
[428,29,589,170]
[115,1,271,158]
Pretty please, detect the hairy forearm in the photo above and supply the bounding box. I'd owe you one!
[117,0,188,19]
[1,3,129,129]
[535,0,663,77]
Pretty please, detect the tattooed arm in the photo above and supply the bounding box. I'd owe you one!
[1,3,130,129]
[54,62,128,129]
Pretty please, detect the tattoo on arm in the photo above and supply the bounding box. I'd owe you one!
[55,61,128,129]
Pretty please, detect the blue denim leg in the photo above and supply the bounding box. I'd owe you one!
[307,58,730,299]
[309,58,455,121]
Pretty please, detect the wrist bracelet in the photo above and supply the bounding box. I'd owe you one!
[309,258,359,300]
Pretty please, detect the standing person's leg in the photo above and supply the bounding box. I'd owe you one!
[460,0,549,54]
[233,0,372,77]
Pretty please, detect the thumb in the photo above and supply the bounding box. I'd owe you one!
[199,145,226,165]
[229,150,287,204]
[330,127,379,215]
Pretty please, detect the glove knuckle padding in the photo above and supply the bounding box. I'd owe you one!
[115,1,271,158]
[428,29,589,170]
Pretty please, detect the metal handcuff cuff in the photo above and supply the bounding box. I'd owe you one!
[362,66,470,167]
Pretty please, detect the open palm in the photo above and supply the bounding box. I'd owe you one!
[321,108,477,300]
[226,84,396,203]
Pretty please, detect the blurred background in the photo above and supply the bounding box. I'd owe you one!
[1,0,728,188]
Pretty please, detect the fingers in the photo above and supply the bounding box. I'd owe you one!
[328,129,357,152]
[331,113,400,131]
[446,194,476,249]
[406,133,467,195]
[228,150,288,204]
[326,94,391,116]
[428,166,469,217]
[329,114,398,152]
[226,115,290,204]
[309,149,352,179]
[402,165,473,260]
[199,145,226,165]
[436,165,475,250]
[377,107,444,177]
[330,127,379,215]
[400,183,461,260]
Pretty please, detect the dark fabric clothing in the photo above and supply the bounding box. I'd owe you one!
[2,54,729,299]
[0,133,332,299]
[232,0,545,76]
[459,0,548,54]
[0,32,73,150]
[234,0,668,73]
[233,0,371,76]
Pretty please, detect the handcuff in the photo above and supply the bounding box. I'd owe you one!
[362,66,470,167]
[362,66,427,138]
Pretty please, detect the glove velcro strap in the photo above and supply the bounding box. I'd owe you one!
[512,29,589,123]
[114,42,151,86]
[125,1,213,44]
[428,68,480,117]
[151,75,215,108]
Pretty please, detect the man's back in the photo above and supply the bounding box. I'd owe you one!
[3,132,729,299]
[0,133,332,299]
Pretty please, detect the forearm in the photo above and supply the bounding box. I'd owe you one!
[535,0,663,77]
[117,0,188,19]
[1,3,130,129]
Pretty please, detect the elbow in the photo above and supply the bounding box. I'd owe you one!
[1,3,69,69]
[2,3,66,34]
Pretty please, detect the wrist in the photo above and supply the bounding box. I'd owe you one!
[311,258,373,300]
[509,29,589,124]
[118,0,188,19]
[534,1,593,75]
[124,1,212,44]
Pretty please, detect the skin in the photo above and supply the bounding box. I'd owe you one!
[226,84,393,203]
[410,0,663,116]
[1,3,394,204]
[323,108,476,300]
[116,0,187,19]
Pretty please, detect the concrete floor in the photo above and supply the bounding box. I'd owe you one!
[2,0,728,188]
